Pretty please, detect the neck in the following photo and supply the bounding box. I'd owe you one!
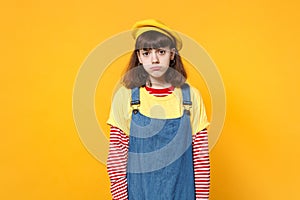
[147,76,171,89]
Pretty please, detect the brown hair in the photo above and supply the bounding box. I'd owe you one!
[122,31,187,89]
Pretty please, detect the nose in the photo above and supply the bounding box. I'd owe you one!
[151,50,159,64]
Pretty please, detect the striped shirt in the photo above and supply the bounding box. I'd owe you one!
[107,87,210,200]
[145,85,175,97]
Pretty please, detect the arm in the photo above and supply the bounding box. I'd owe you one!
[192,128,210,200]
[107,126,129,200]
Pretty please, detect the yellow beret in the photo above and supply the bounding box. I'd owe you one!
[132,19,182,50]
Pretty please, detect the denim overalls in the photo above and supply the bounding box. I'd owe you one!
[127,83,195,200]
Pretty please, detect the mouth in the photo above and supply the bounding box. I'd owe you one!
[150,66,161,71]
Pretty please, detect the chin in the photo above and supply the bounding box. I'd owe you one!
[150,73,165,78]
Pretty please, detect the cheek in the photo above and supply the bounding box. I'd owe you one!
[142,65,151,73]
[161,58,171,66]
[140,57,151,64]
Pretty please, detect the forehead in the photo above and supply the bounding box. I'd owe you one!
[135,31,173,50]
[140,47,171,51]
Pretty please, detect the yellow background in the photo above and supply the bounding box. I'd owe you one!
[1,0,300,199]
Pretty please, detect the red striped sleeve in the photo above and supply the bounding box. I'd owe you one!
[107,126,129,200]
[192,128,211,200]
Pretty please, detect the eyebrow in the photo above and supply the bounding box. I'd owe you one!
[140,48,169,51]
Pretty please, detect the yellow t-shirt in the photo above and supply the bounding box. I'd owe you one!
[106,85,210,136]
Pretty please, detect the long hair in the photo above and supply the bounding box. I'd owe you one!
[122,31,187,88]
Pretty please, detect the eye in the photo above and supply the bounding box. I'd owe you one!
[141,51,150,56]
[158,49,166,55]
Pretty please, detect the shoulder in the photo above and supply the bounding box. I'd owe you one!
[107,85,132,135]
[112,85,131,100]
[110,85,132,110]
[189,85,200,96]
[184,83,202,103]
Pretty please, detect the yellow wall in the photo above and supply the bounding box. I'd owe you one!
[1,0,300,199]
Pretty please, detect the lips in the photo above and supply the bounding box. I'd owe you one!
[150,66,161,71]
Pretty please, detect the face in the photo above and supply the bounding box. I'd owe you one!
[137,47,175,80]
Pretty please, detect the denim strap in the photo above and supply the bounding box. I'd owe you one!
[131,87,140,105]
[130,84,192,112]
[181,83,192,105]
[131,87,140,114]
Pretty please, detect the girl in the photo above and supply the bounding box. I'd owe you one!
[107,19,210,200]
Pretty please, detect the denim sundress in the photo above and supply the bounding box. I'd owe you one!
[127,83,195,200]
